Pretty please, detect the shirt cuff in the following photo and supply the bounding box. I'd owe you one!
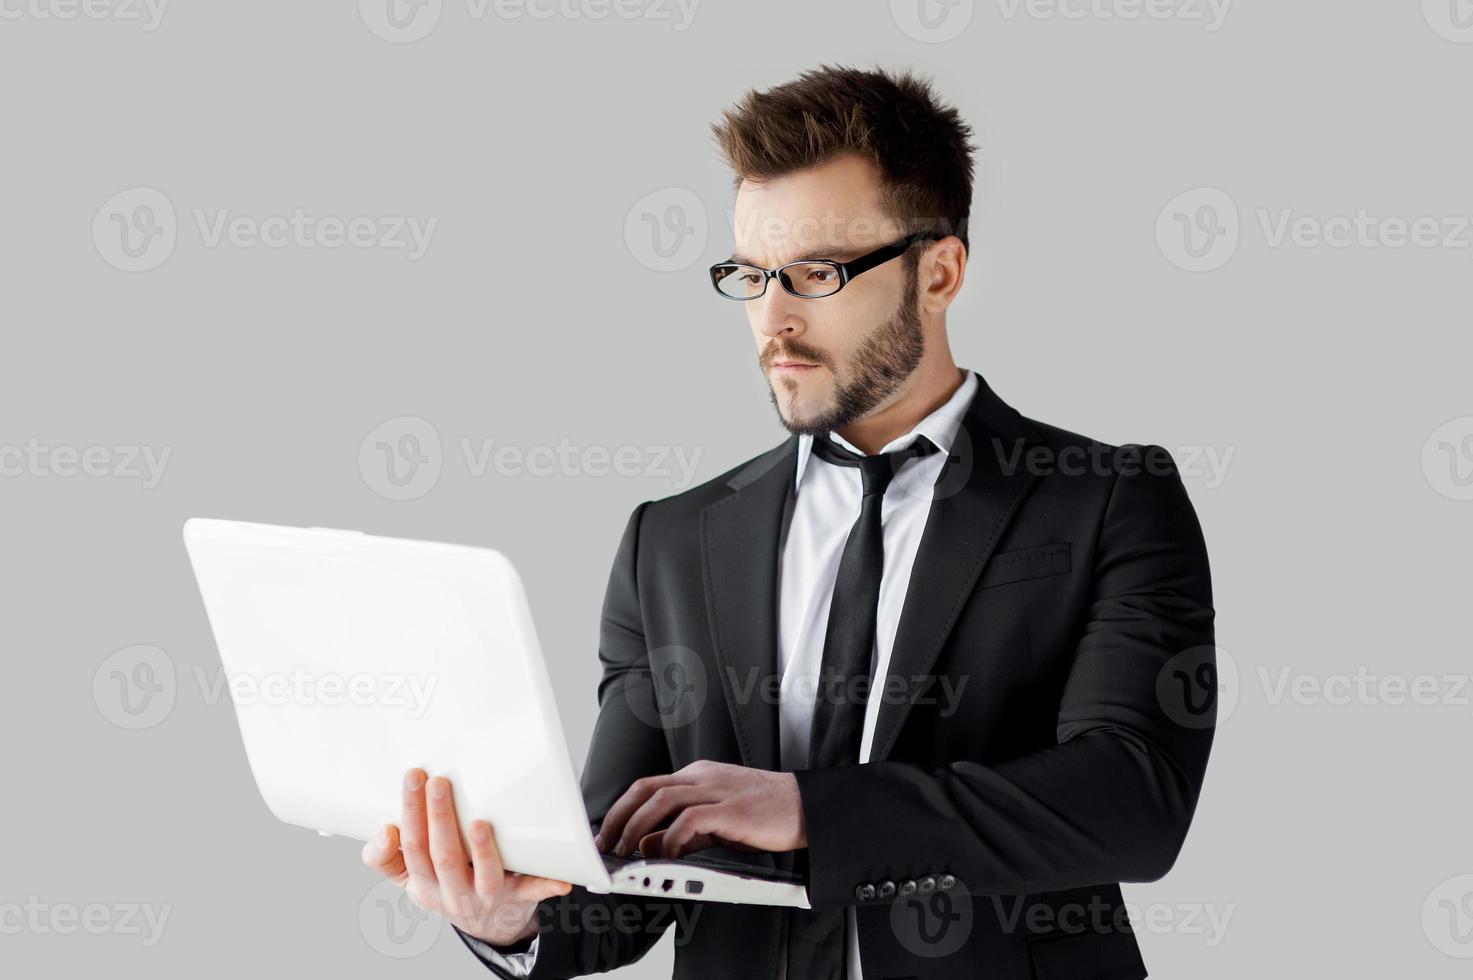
[454,924,540,979]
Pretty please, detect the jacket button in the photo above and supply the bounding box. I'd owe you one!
[877,880,896,900]
[938,874,957,891]
[918,875,937,894]
[898,879,918,897]
[855,883,877,901]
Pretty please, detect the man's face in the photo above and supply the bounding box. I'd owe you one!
[729,154,925,435]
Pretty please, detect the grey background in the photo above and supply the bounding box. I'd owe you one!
[4,0,1472,975]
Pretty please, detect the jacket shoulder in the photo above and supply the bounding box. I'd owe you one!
[1020,414,1183,488]
[640,436,793,520]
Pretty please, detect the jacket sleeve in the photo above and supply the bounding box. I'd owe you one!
[794,447,1217,908]
[459,502,686,978]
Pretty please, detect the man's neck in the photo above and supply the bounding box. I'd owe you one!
[834,361,967,456]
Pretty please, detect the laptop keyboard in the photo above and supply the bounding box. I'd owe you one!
[601,849,803,885]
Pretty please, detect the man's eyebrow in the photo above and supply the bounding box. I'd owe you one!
[726,244,859,267]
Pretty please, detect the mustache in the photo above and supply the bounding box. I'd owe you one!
[759,339,832,371]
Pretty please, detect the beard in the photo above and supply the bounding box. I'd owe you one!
[762,265,925,436]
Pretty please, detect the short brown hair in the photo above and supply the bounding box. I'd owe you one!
[711,65,976,252]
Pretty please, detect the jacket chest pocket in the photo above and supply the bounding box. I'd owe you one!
[975,543,1071,591]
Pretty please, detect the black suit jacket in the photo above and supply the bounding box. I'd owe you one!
[461,373,1216,979]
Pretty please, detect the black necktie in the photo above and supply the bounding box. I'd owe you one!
[785,433,939,980]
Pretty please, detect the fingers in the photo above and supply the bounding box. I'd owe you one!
[362,823,407,883]
[600,772,705,855]
[509,873,574,904]
[469,819,572,904]
[660,804,721,859]
[642,828,721,860]
[615,784,713,857]
[597,775,667,855]
[467,820,506,896]
[597,762,732,855]
[636,829,667,857]
[399,768,438,887]
[425,776,474,894]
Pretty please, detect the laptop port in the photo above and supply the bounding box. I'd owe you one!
[685,881,704,895]
[661,879,674,892]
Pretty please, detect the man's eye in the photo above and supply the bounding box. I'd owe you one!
[806,268,836,282]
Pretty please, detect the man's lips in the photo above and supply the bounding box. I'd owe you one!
[771,361,820,372]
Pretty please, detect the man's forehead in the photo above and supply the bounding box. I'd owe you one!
[728,158,905,264]
[728,198,906,266]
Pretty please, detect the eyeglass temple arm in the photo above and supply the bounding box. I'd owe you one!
[840,232,928,280]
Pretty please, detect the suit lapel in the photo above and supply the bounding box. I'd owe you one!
[699,436,796,773]
[869,373,1045,762]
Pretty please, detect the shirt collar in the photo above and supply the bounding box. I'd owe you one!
[794,369,979,490]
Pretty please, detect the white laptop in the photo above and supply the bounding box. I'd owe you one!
[182,518,809,908]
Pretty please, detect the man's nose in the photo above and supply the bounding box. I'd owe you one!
[752,284,806,339]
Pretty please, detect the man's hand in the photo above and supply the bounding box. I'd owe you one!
[596,760,806,860]
[362,768,572,947]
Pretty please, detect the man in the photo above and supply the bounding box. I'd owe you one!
[363,65,1215,979]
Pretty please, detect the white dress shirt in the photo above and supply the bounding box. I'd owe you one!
[476,370,980,980]
[776,369,978,980]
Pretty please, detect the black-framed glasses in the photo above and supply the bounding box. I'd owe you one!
[708,232,927,301]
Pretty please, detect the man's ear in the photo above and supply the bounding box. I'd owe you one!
[918,236,967,314]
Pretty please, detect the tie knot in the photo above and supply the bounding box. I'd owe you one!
[810,434,938,497]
